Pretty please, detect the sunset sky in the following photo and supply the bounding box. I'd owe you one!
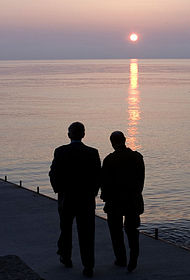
[0,0,190,59]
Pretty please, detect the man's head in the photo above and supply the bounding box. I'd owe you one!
[110,131,126,150]
[68,122,85,141]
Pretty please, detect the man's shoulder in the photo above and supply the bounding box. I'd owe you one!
[133,150,144,159]
[55,143,98,154]
[103,152,114,163]
[54,144,70,154]
[103,149,143,162]
[82,143,99,154]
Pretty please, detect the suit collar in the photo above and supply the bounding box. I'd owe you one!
[71,140,82,143]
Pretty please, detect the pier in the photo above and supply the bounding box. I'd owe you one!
[0,178,190,280]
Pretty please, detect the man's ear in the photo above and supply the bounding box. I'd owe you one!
[68,132,71,139]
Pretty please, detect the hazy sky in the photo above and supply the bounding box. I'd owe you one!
[0,0,190,59]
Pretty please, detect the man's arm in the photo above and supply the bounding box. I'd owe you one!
[100,156,112,202]
[49,149,60,193]
[93,150,101,196]
[135,152,145,193]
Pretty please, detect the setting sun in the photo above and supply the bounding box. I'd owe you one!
[129,33,138,42]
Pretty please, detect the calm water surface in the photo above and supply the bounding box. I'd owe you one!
[0,59,189,249]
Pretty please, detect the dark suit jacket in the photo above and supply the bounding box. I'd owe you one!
[49,142,101,202]
[101,146,145,215]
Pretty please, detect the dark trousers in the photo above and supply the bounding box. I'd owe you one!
[57,194,95,268]
[107,212,140,263]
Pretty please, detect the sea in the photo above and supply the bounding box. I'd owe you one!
[0,59,189,249]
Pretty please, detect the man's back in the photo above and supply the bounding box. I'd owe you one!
[49,142,101,196]
[101,146,145,215]
[102,147,144,195]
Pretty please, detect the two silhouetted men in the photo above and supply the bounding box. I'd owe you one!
[49,122,145,277]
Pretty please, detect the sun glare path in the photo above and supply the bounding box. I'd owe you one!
[129,33,138,42]
[127,60,141,150]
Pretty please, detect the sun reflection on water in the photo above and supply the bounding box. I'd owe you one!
[127,59,141,150]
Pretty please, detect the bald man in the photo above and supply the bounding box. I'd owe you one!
[101,131,145,272]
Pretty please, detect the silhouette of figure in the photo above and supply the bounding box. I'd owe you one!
[101,131,145,272]
[49,122,101,277]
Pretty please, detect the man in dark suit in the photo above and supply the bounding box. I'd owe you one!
[49,122,101,277]
[101,131,145,272]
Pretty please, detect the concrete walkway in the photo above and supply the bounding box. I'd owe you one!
[0,179,190,280]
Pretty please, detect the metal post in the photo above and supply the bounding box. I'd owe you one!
[5,176,7,182]
[19,180,22,187]
[155,228,158,240]
[37,186,39,194]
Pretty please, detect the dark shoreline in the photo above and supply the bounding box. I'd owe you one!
[1,177,190,252]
